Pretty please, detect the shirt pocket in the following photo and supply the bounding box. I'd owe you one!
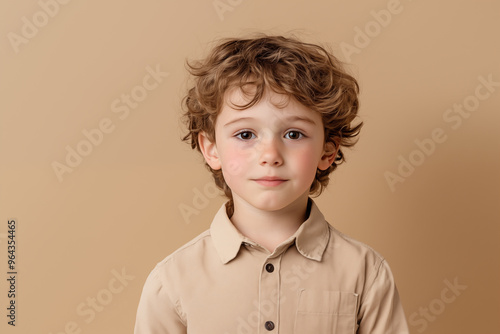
[293,290,358,334]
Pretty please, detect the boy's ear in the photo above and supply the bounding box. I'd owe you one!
[318,138,341,171]
[198,132,221,170]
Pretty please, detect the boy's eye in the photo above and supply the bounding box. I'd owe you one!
[285,130,304,140]
[235,131,255,140]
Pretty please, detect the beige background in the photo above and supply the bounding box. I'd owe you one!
[1,0,499,333]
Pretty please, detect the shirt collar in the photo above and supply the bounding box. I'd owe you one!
[210,198,330,264]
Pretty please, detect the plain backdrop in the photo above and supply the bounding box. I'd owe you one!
[1,0,499,333]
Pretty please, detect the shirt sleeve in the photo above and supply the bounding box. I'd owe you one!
[134,264,187,334]
[357,259,410,334]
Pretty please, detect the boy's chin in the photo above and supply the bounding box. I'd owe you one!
[235,194,308,212]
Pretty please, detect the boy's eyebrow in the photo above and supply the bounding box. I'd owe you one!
[223,115,317,127]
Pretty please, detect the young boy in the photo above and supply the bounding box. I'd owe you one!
[134,34,409,334]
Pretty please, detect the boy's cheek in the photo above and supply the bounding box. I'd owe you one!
[221,150,251,177]
[292,150,322,173]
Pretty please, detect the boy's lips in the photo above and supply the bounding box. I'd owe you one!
[252,176,288,187]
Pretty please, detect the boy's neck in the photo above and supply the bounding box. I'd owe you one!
[229,194,311,253]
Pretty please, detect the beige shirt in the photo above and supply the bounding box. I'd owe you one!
[134,198,410,334]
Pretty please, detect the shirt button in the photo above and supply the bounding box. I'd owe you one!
[265,321,275,331]
[265,263,274,273]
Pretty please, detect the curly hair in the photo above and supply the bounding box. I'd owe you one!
[181,34,362,217]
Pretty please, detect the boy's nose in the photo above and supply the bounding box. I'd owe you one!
[257,137,283,167]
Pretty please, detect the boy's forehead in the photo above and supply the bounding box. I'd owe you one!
[218,87,323,127]
[223,86,300,113]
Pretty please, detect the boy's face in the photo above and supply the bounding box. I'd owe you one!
[199,88,336,213]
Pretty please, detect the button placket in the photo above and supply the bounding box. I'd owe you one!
[258,256,282,333]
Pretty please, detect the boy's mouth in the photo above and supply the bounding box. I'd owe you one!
[253,176,288,187]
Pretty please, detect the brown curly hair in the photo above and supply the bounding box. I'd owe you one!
[181,34,362,216]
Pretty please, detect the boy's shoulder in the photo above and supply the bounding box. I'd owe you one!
[325,221,387,270]
[155,227,213,268]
